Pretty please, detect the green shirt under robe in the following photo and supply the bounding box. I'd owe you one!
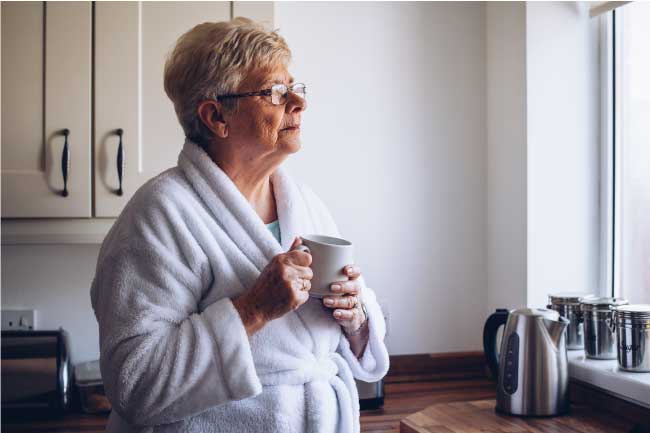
[266,219,281,244]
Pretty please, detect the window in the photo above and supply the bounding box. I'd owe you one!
[609,3,650,303]
[568,4,650,407]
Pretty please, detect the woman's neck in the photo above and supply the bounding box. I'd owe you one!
[207,144,280,224]
[240,176,277,224]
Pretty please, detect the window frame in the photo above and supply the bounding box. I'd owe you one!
[599,9,623,298]
[569,7,650,411]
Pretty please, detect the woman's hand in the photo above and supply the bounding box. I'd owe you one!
[233,237,313,336]
[322,264,367,334]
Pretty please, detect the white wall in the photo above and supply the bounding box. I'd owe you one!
[484,2,602,314]
[277,1,487,354]
[486,2,528,314]
[1,2,602,364]
[526,2,601,307]
[1,245,102,364]
[1,2,489,363]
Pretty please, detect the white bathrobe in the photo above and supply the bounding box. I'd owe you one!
[90,139,390,433]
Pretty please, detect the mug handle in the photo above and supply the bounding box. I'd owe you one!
[292,244,311,255]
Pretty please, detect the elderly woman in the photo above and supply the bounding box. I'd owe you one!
[91,17,389,433]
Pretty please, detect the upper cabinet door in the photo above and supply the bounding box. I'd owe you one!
[94,2,230,217]
[1,2,92,218]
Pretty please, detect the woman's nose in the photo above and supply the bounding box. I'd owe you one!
[285,90,306,113]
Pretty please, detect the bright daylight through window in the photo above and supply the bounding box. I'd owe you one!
[615,2,650,303]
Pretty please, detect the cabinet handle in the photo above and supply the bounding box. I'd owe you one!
[61,129,70,197]
[116,128,124,196]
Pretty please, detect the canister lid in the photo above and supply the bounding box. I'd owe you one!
[580,296,628,309]
[548,292,595,305]
[613,304,650,322]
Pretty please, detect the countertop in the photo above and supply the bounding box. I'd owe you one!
[400,399,639,433]
[3,377,649,433]
[1,377,497,433]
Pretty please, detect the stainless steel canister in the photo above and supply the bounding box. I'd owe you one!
[548,293,594,350]
[579,297,628,360]
[610,304,650,372]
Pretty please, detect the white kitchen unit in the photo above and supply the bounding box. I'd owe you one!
[94,2,230,217]
[1,1,273,241]
[1,2,92,218]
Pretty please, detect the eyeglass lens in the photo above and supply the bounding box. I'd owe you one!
[271,83,306,105]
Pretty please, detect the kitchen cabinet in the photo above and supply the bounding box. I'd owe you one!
[94,1,231,217]
[1,2,92,218]
[1,1,273,241]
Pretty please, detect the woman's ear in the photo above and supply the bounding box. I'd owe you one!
[197,100,228,139]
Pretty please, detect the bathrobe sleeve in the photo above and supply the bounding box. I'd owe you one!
[90,193,262,427]
[299,184,390,383]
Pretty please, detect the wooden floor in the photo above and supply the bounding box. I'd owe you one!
[361,377,496,433]
[2,378,496,433]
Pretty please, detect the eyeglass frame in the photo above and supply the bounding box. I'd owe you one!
[215,83,306,106]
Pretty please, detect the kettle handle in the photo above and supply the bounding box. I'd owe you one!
[483,308,509,380]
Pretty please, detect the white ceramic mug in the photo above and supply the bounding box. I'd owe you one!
[292,234,354,298]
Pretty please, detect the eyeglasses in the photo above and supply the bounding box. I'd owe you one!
[216,83,306,106]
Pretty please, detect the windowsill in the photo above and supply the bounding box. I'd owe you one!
[568,350,650,409]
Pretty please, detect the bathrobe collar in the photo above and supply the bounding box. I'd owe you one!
[178,138,315,272]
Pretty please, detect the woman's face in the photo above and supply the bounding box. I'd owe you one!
[225,64,306,157]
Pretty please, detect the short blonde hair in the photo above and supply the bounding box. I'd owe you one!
[164,17,292,150]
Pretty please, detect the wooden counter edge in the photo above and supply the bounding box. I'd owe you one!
[390,351,650,427]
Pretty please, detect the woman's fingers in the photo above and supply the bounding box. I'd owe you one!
[333,307,360,321]
[323,294,358,309]
[343,264,361,280]
[287,236,312,266]
[294,265,313,280]
[291,277,311,292]
[287,248,312,267]
[287,265,314,280]
[329,279,360,295]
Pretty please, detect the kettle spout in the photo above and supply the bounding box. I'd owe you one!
[542,316,569,348]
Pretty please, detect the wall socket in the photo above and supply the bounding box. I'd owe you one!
[1,310,36,331]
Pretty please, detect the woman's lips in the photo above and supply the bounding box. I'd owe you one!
[281,126,300,131]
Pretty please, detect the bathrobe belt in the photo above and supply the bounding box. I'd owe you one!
[257,352,360,433]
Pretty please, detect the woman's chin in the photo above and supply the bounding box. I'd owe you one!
[278,138,302,154]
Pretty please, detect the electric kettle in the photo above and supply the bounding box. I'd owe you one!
[483,308,570,416]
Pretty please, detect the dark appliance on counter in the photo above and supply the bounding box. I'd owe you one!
[356,378,384,410]
[1,329,72,419]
